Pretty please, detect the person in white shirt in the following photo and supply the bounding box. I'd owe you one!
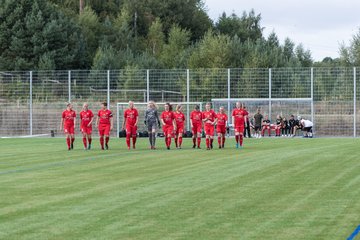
[300,119,313,138]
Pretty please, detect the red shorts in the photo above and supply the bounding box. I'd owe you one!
[234,125,244,134]
[163,125,174,136]
[126,125,137,135]
[98,124,111,136]
[81,126,92,135]
[64,125,75,134]
[216,125,226,134]
[192,124,202,134]
[204,125,215,136]
[175,126,184,135]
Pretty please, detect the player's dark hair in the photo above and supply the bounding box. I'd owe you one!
[165,102,172,111]
[101,102,107,107]
[195,104,200,110]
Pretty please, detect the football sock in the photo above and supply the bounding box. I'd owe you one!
[88,138,92,145]
[100,137,104,149]
[71,137,75,145]
[222,137,226,145]
[218,137,221,145]
[82,137,87,148]
[105,136,109,145]
[152,133,156,147]
[192,138,196,145]
[206,138,210,148]
[167,137,171,147]
[210,138,213,146]
[126,134,131,148]
[132,135,137,148]
[66,137,70,148]
[175,137,178,147]
[235,135,239,143]
[179,137,182,147]
[240,135,243,146]
[149,134,153,147]
[165,137,168,147]
[197,137,201,147]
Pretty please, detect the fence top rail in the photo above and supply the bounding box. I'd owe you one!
[212,98,313,102]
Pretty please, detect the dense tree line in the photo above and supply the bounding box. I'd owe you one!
[0,0,316,71]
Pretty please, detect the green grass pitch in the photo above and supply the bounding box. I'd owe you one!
[0,137,360,240]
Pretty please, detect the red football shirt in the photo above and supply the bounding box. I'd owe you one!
[80,110,94,127]
[98,109,113,125]
[217,113,228,126]
[161,111,174,126]
[202,110,217,126]
[62,110,76,127]
[124,108,138,126]
[190,110,202,125]
[174,111,185,127]
[232,108,245,126]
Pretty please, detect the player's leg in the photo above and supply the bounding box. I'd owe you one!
[132,125,137,149]
[209,127,214,149]
[197,126,202,149]
[65,132,71,150]
[174,128,178,148]
[104,125,110,150]
[217,132,222,148]
[99,127,105,150]
[87,129,92,149]
[235,127,240,148]
[125,125,131,149]
[239,126,244,147]
[178,129,183,149]
[82,131,87,150]
[70,126,75,149]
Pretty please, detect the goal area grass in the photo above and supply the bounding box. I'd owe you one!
[0,137,359,239]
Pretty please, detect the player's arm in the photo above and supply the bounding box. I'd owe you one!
[95,115,99,128]
[231,116,235,126]
[110,116,114,130]
[190,118,193,128]
[155,111,161,127]
[88,114,94,127]
[173,119,176,130]
[73,114,76,129]
[122,113,126,130]
[135,115,139,127]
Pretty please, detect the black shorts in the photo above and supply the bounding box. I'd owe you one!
[303,127,312,132]
[254,126,261,131]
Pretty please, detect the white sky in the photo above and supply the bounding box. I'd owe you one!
[204,0,360,61]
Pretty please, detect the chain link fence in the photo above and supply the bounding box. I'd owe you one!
[0,68,358,137]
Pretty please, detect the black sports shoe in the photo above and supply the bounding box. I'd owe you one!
[222,144,225,149]
[192,144,196,149]
[105,144,109,150]
[219,146,222,149]
[167,147,170,150]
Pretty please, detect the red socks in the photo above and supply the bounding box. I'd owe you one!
[88,138,92,144]
[235,135,239,143]
[82,137,87,148]
[192,138,196,145]
[178,137,182,147]
[132,136,137,148]
[100,137,104,149]
[66,137,70,148]
[240,135,243,146]
[222,137,225,145]
[126,134,131,148]
[71,137,75,145]
[206,138,210,148]
[197,137,201,147]
[165,137,171,147]
[175,137,178,147]
[105,136,109,145]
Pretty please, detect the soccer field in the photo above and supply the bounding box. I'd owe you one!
[0,138,359,240]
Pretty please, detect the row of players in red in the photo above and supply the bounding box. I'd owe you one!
[60,101,248,150]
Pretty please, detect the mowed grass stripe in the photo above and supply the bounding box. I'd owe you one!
[0,138,359,239]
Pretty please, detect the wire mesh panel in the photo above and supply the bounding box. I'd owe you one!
[149,69,187,102]
[314,68,354,136]
[0,71,30,136]
[189,68,228,102]
[271,68,311,98]
[230,68,269,98]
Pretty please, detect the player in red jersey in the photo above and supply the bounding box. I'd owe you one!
[161,103,176,150]
[190,105,202,149]
[96,102,113,150]
[60,102,76,150]
[202,102,217,150]
[216,106,228,149]
[232,102,247,148]
[79,103,94,150]
[122,101,139,150]
[174,104,185,149]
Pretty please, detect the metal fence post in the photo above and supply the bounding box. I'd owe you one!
[186,69,190,131]
[311,67,315,134]
[227,68,231,123]
[68,70,71,102]
[107,70,110,109]
[29,71,33,136]
[269,68,272,120]
[147,69,150,102]
[354,67,357,138]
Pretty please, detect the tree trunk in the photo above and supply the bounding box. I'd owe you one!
[79,0,85,14]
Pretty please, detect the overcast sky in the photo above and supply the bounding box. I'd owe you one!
[204,0,360,61]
